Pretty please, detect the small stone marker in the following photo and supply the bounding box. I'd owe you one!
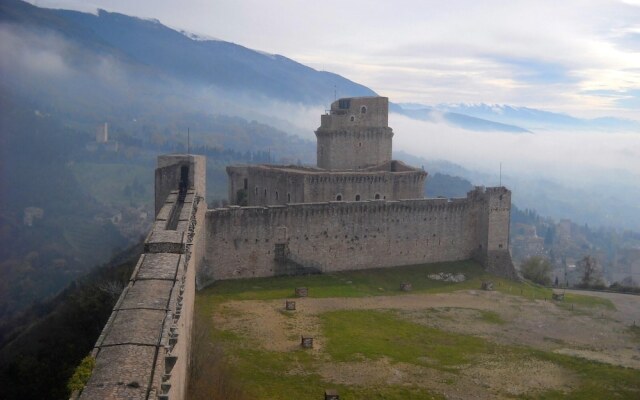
[325,389,339,400]
[400,282,412,291]
[481,281,494,291]
[285,300,296,310]
[301,335,313,348]
[295,287,308,297]
[552,291,564,301]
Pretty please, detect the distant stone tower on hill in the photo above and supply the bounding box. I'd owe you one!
[96,122,108,143]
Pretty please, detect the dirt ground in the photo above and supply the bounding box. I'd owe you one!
[213,289,640,399]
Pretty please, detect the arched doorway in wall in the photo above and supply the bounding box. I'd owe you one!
[336,194,343,201]
[375,193,381,200]
[355,194,361,201]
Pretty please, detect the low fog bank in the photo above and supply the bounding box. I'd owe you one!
[0,22,321,150]
[390,113,640,231]
[3,21,638,231]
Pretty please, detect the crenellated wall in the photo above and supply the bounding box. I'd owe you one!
[199,186,515,285]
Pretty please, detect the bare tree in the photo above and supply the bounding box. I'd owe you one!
[578,255,602,287]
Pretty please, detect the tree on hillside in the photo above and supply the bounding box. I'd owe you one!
[578,255,603,287]
[520,256,552,285]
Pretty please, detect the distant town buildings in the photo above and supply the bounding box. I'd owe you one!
[23,207,44,226]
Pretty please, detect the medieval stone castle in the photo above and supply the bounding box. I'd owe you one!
[76,96,516,399]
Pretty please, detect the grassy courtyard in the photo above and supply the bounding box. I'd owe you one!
[190,261,638,399]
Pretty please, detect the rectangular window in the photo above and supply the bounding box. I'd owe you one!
[274,243,288,261]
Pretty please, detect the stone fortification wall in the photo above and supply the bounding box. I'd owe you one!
[77,155,207,400]
[316,127,394,170]
[302,170,425,203]
[316,97,392,170]
[155,154,206,216]
[227,163,426,206]
[199,187,513,284]
[483,188,517,279]
[227,165,307,206]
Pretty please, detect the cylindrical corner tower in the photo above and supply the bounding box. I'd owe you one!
[315,97,393,170]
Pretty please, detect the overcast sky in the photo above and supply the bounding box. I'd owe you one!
[28,0,640,119]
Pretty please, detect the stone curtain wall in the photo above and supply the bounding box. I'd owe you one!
[302,171,425,203]
[226,165,426,206]
[200,187,512,284]
[227,165,308,206]
[77,155,206,400]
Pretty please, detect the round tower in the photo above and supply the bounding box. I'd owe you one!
[315,97,393,170]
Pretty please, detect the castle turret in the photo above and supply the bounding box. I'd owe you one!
[315,97,393,170]
[155,154,206,216]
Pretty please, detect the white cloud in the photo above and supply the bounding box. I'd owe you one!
[27,0,640,119]
[389,112,640,185]
[0,24,73,78]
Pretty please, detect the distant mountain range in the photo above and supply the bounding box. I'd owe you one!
[391,104,531,133]
[5,0,636,134]
[426,103,640,132]
[0,0,374,105]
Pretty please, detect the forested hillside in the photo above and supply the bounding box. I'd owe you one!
[0,243,141,400]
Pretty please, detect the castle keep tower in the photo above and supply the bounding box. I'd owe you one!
[316,97,393,170]
[226,96,426,206]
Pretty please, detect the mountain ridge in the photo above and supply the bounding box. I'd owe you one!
[427,102,640,132]
[0,0,591,134]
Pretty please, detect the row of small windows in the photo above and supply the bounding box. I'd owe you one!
[335,193,384,201]
[251,185,385,203]
[255,186,292,202]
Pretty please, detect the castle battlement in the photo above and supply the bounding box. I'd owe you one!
[320,96,390,129]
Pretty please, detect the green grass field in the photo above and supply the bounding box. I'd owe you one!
[192,261,635,399]
[198,260,614,310]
